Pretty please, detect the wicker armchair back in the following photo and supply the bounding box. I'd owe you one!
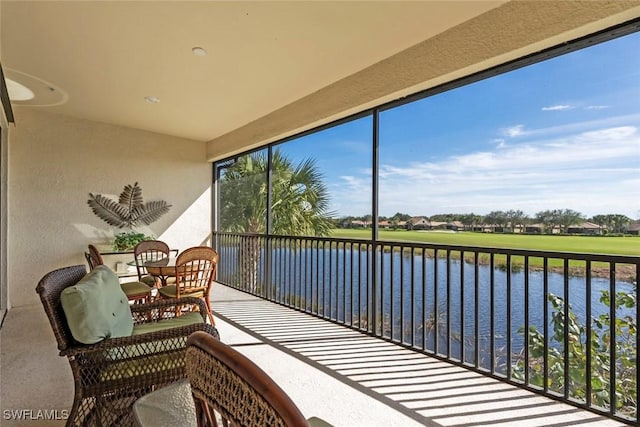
[134,239,171,281]
[174,246,218,324]
[186,331,309,427]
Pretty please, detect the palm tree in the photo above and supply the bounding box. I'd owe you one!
[219,149,333,291]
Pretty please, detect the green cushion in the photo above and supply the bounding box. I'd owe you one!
[101,347,185,381]
[60,265,134,344]
[120,281,152,297]
[132,312,203,335]
[307,417,334,427]
[140,275,157,286]
[157,285,203,299]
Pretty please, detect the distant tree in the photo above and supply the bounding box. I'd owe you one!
[485,210,509,231]
[535,209,560,234]
[390,212,412,222]
[505,209,529,232]
[535,209,583,234]
[336,216,355,228]
[591,214,631,234]
[328,217,341,228]
[470,214,484,230]
[609,214,631,234]
[459,213,475,231]
[557,209,584,233]
[430,213,453,222]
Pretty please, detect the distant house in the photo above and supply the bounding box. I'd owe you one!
[525,224,544,234]
[471,224,493,233]
[524,223,563,234]
[567,221,605,235]
[429,220,448,230]
[447,221,464,231]
[407,216,429,230]
[378,220,391,229]
[350,220,371,228]
[628,221,640,236]
[512,225,525,234]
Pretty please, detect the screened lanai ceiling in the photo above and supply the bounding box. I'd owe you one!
[2,1,640,160]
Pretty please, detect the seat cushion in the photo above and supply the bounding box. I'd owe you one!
[140,275,157,286]
[121,281,152,297]
[132,312,204,335]
[101,348,185,382]
[157,285,204,299]
[60,265,134,344]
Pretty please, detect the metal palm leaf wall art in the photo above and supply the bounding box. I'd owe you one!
[87,182,171,228]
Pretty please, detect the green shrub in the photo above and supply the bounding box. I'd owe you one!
[513,291,636,417]
[113,232,154,251]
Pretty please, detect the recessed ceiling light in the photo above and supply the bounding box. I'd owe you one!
[192,47,207,56]
[144,96,160,104]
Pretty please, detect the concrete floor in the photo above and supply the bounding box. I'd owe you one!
[0,283,627,427]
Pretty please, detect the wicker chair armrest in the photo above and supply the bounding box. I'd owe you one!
[60,322,218,358]
[130,297,209,323]
[61,323,218,392]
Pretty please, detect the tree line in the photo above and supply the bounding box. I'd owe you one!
[338,210,636,234]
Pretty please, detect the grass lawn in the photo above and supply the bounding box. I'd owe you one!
[330,228,640,257]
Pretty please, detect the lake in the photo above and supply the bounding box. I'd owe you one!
[220,245,636,368]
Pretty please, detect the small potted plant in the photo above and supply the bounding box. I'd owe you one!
[87,182,171,251]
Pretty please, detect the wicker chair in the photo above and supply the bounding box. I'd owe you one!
[85,244,104,270]
[86,244,152,304]
[186,331,310,427]
[158,246,218,325]
[36,265,220,427]
[133,240,176,287]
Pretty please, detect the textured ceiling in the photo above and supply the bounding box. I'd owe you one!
[1,1,504,140]
[2,1,640,161]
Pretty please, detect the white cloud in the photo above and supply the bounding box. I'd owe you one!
[542,104,574,111]
[491,138,507,148]
[328,174,371,215]
[500,113,640,141]
[501,124,526,137]
[331,125,640,218]
[585,105,609,110]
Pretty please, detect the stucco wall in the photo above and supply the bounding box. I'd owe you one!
[8,107,212,307]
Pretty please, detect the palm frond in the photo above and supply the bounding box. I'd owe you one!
[133,201,172,226]
[220,150,333,236]
[88,193,130,228]
[119,182,144,211]
[88,183,170,229]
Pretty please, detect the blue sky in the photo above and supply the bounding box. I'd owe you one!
[279,31,640,220]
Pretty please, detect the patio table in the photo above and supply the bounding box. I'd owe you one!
[144,256,177,287]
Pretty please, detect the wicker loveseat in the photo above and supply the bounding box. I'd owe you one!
[36,264,220,427]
